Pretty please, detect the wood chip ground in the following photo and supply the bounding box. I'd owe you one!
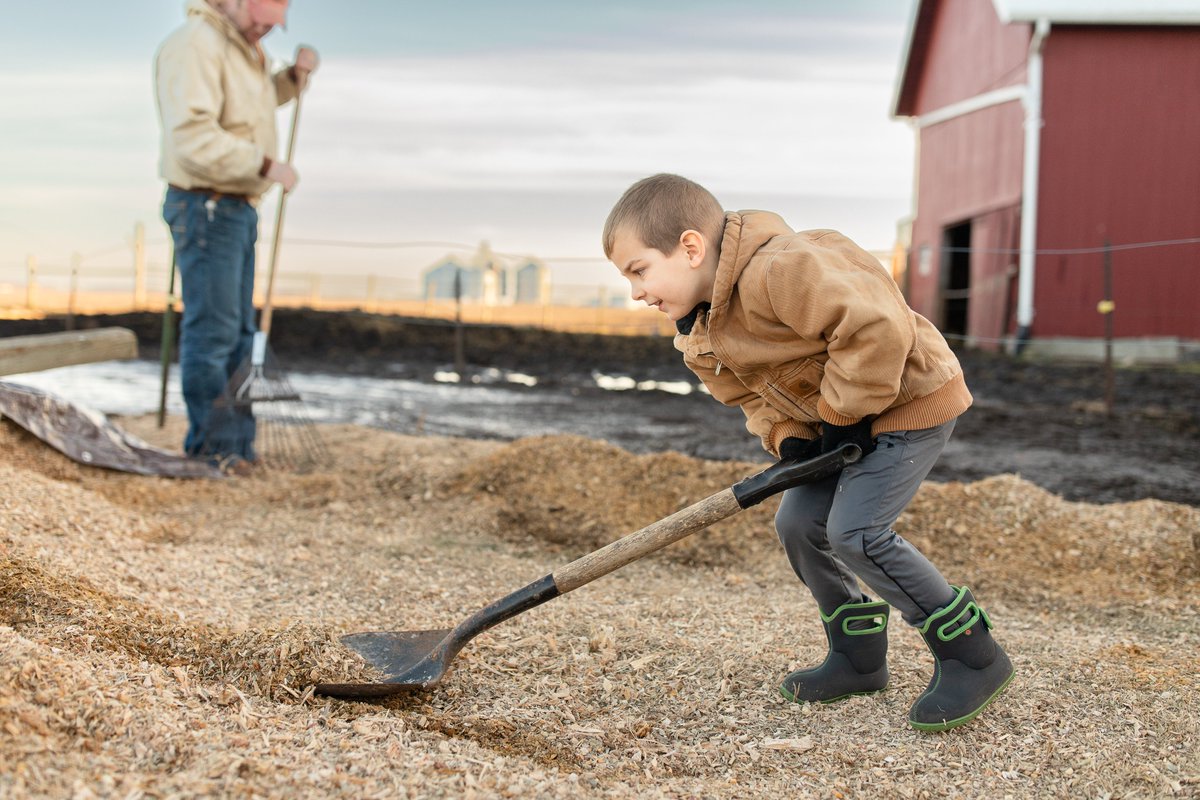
[2,416,1198,799]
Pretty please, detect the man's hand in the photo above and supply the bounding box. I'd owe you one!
[778,437,821,462]
[820,419,876,458]
[265,159,299,192]
[293,45,319,90]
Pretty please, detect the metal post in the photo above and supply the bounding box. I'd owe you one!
[454,268,466,379]
[1013,18,1051,354]
[1101,242,1115,417]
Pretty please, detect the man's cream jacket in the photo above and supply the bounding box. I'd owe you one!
[155,0,299,200]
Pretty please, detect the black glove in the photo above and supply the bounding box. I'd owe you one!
[821,419,876,458]
[778,436,822,462]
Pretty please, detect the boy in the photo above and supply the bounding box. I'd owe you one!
[603,174,1013,731]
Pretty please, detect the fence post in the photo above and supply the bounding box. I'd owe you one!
[309,273,321,307]
[453,268,466,378]
[133,222,147,310]
[25,255,37,310]
[67,252,81,330]
[366,274,378,313]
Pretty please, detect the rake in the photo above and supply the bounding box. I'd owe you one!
[214,90,329,471]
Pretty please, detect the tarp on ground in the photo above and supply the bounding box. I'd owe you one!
[0,380,220,479]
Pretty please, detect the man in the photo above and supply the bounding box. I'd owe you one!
[155,0,317,473]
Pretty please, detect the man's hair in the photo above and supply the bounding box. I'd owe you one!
[602,174,725,258]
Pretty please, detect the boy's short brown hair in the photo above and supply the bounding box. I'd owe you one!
[602,173,725,259]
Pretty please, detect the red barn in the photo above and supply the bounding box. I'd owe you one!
[892,0,1200,359]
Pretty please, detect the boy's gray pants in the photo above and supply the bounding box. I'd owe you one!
[775,421,958,626]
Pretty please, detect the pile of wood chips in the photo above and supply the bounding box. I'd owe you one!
[2,417,1197,798]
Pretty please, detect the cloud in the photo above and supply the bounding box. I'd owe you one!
[0,11,915,280]
[299,48,912,199]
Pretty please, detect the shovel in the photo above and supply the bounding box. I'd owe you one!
[316,442,862,699]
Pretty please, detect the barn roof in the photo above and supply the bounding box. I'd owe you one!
[892,0,1200,117]
[994,0,1200,24]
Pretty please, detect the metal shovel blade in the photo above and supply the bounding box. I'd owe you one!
[315,629,454,698]
[317,574,562,699]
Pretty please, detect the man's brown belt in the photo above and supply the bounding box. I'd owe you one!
[168,184,252,203]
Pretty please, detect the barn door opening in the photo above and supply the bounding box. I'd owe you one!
[940,221,971,339]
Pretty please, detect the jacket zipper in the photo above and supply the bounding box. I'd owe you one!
[703,308,724,375]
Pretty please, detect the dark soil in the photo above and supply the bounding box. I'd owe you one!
[5,310,1199,506]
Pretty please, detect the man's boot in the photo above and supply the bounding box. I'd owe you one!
[779,597,890,703]
[909,586,1015,731]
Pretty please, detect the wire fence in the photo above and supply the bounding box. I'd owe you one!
[3,227,1197,350]
[0,228,677,337]
[908,231,1200,362]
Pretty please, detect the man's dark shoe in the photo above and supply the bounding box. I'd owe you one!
[780,598,890,704]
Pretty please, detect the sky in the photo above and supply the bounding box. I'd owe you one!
[0,0,918,298]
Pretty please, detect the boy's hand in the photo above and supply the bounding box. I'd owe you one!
[779,437,821,462]
[821,419,876,458]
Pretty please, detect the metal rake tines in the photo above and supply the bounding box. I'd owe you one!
[230,352,303,405]
[232,373,303,404]
[255,399,331,470]
[215,344,331,471]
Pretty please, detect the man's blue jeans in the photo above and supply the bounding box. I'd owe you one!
[162,187,258,461]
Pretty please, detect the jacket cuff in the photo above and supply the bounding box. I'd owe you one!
[817,397,862,427]
[767,420,815,457]
[259,156,273,177]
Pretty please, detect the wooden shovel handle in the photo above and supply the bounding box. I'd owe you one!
[552,489,741,593]
[551,443,861,593]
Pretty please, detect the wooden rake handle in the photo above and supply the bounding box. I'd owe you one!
[259,90,303,339]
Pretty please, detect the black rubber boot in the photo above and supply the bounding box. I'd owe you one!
[779,598,890,704]
[909,586,1015,731]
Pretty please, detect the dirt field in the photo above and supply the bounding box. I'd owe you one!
[3,310,1198,507]
[2,312,1199,797]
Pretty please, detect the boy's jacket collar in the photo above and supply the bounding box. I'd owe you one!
[675,302,711,335]
[712,211,795,312]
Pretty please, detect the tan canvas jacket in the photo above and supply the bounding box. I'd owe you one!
[155,0,299,200]
[675,211,972,456]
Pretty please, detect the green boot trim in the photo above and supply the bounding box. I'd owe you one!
[909,669,1016,731]
[917,585,990,639]
[779,683,887,705]
[779,598,890,705]
[821,598,890,635]
[909,586,1014,731]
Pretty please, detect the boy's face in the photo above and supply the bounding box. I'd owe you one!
[610,228,714,322]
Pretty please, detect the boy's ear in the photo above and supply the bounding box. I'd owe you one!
[679,229,706,267]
